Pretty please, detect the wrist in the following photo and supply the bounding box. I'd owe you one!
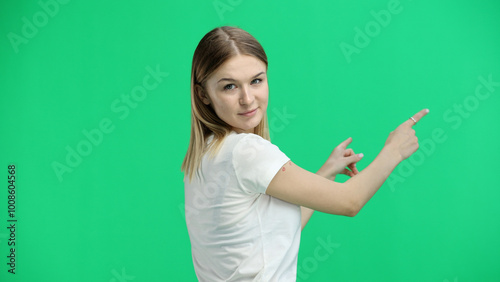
[380,145,403,165]
[316,167,328,178]
[316,166,333,180]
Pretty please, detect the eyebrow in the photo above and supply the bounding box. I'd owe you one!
[217,71,266,83]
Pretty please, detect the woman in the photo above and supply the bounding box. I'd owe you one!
[181,26,428,281]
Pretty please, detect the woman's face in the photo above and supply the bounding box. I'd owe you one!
[202,55,268,134]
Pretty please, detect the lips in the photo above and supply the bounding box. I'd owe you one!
[238,108,258,116]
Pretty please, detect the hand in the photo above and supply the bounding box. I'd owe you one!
[317,137,364,181]
[384,109,429,161]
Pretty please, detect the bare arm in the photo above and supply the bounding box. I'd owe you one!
[300,206,315,230]
[300,137,363,229]
[267,109,429,218]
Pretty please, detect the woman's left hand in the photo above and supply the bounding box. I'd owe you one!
[317,137,363,181]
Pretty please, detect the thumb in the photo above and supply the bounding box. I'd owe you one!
[345,152,364,165]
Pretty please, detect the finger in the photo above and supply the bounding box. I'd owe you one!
[341,168,354,177]
[345,153,363,166]
[338,137,353,149]
[348,162,359,175]
[406,108,430,127]
[343,149,360,174]
[343,148,354,157]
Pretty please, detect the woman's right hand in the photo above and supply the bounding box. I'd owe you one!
[267,108,431,217]
[384,109,430,162]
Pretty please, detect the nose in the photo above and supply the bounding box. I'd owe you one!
[239,86,254,105]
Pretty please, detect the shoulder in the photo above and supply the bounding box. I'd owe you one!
[231,133,290,194]
[231,133,276,156]
[207,131,283,166]
[233,132,273,148]
[231,132,288,169]
[211,132,272,153]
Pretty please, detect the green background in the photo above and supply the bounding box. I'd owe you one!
[1,0,499,281]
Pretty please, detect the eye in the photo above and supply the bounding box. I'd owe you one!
[251,78,262,85]
[223,84,236,91]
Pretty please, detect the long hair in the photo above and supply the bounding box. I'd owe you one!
[181,26,270,182]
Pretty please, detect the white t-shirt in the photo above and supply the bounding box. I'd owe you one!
[184,131,301,281]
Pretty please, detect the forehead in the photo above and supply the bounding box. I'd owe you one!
[211,55,266,80]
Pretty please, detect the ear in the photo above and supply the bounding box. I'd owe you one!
[196,84,211,105]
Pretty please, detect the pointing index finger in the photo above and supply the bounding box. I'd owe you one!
[338,137,353,149]
[408,108,430,126]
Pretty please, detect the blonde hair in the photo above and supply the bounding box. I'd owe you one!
[181,26,270,182]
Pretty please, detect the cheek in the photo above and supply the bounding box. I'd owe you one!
[258,85,269,107]
[211,97,234,117]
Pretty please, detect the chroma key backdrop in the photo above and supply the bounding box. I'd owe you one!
[1,0,499,281]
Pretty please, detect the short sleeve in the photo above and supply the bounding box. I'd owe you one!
[232,134,290,194]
